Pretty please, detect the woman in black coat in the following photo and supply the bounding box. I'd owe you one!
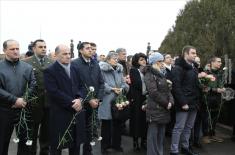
[128,53,148,151]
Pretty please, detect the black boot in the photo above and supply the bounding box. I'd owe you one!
[133,137,140,151]
[140,138,147,150]
[181,147,199,155]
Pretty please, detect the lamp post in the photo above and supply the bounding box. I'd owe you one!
[70,39,74,58]
[77,41,82,57]
[147,42,151,57]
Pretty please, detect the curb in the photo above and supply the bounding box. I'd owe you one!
[217,123,233,132]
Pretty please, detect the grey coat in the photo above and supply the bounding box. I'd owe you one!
[0,59,36,109]
[98,61,129,120]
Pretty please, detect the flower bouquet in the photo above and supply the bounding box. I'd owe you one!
[111,91,130,121]
[198,72,216,92]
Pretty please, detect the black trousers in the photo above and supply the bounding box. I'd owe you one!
[193,109,202,143]
[203,95,220,136]
[50,147,80,155]
[166,107,176,136]
[17,141,32,155]
[83,109,92,155]
[31,107,50,155]
[0,107,16,155]
[101,119,122,150]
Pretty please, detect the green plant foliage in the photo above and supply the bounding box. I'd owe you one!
[159,0,235,66]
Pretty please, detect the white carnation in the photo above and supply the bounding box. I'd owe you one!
[97,136,103,141]
[26,140,33,146]
[13,138,19,143]
[89,86,95,92]
[90,141,96,146]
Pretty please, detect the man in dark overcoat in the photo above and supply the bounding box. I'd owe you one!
[44,44,86,155]
[71,42,104,155]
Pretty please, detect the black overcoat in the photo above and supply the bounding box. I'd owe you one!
[128,67,147,137]
[43,61,86,149]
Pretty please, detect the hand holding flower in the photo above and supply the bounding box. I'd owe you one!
[217,88,226,93]
[72,99,82,112]
[112,88,122,95]
[12,98,27,108]
[89,99,99,108]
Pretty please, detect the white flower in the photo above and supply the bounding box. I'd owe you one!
[89,86,95,92]
[13,138,19,143]
[90,141,96,146]
[26,140,33,146]
[166,79,172,85]
[97,136,103,141]
[125,101,129,105]
[142,104,147,111]
[223,67,227,70]
[206,74,216,81]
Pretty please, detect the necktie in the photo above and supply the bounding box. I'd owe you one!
[40,59,44,66]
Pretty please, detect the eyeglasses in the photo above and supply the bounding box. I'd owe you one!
[38,46,47,49]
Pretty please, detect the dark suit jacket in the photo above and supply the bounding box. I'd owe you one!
[71,57,104,111]
[24,55,53,122]
[43,61,86,149]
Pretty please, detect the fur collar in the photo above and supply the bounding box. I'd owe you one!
[99,61,123,72]
[143,65,165,78]
[174,57,198,70]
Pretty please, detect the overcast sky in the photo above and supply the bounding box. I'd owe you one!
[0,0,190,57]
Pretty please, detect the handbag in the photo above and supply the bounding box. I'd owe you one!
[111,99,130,121]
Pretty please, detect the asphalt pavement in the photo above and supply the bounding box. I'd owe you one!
[8,124,235,155]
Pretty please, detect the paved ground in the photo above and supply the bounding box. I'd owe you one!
[8,124,235,155]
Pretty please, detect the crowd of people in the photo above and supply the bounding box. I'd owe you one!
[0,39,235,155]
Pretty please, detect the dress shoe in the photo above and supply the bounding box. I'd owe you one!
[210,136,223,143]
[181,147,199,155]
[141,142,147,150]
[113,147,124,152]
[101,148,108,155]
[201,136,211,144]
[193,142,202,148]
[231,136,235,142]
[133,141,140,151]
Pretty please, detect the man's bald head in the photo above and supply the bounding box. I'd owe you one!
[55,44,71,64]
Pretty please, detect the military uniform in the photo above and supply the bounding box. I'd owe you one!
[24,55,53,155]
